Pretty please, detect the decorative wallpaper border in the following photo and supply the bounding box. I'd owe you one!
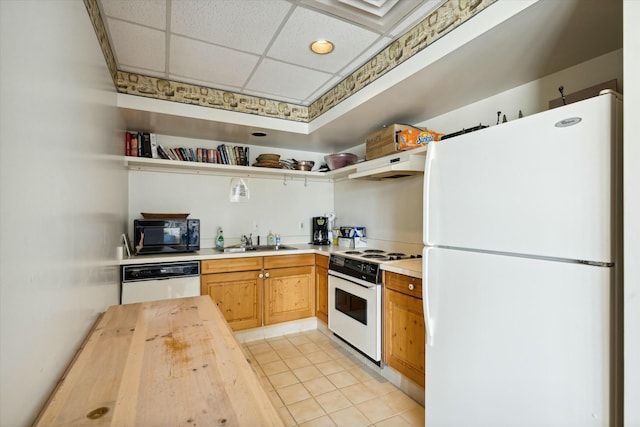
[84,0,496,124]
[84,0,117,83]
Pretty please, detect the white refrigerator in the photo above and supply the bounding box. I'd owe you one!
[422,92,622,426]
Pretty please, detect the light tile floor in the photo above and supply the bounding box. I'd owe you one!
[242,330,425,427]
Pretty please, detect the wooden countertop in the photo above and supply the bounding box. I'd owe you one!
[34,296,284,426]
[381,258,423,279]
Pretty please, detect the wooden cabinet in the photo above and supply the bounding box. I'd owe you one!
[201,254,316,330]
[201,258,263,331]
[263,254,316,325]
[384,271,425,387]
[315,254,329,324]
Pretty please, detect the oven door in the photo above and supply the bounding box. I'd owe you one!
[328,270,381,362]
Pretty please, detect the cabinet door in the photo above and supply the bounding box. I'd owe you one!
[384,288,425,386]
[201,271,262,331]
[315,265,328,324]
[264,266,315,325]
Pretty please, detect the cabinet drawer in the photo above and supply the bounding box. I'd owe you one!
[264,254,315,269]
[315,253,329,269]
[384,271,422,299]
[202,257,263,274]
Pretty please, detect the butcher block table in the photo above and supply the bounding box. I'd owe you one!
[34,296,284,426]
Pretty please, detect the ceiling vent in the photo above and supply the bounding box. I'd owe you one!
[301,0,445,33]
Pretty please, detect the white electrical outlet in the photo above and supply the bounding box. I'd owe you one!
[299,221,304,230]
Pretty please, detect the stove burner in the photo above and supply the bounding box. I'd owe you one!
[345,251,362,255]
[363,249,385,253]
[386,252,406,257]
[363,254,387,259]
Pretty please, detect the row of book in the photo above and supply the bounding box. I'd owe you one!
[125,132,250,166]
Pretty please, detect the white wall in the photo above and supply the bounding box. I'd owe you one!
[128,169,334,247]
[623,2,640,425]
[420,49,623,133]
[0,2,127,426]
[334,174,424,252]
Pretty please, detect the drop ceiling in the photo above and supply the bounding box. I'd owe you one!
[98,0,447,106]
[94,0,622,153]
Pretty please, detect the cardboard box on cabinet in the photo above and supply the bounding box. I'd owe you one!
[366,124,442,160]
[365,124,414,160]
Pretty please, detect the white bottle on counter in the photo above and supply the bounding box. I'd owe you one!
[216,228,224,250]
[267,230,275,246]
[275,234,281,246]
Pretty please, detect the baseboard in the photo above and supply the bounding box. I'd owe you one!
[234,317,319,343]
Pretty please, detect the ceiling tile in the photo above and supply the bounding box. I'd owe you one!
[266,7,381,74]
[101,0,166,30]
[170,0,292,54]
[246,58,333,101]
[108,19,165,72]
[169,36,260,88]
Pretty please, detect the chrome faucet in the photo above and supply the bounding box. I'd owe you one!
[241,233,253,247]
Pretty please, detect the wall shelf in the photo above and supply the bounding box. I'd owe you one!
[124,147,427,182]
[124,156,358,182]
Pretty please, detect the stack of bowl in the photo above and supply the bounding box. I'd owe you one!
[253,153,282,168]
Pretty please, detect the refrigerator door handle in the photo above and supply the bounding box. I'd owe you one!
[423,143,436,246]
[423,247,435,346]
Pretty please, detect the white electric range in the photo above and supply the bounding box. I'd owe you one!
[327,249,422,363]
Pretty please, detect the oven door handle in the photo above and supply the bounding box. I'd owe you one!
[328,270,376,289]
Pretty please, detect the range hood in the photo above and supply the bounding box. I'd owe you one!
[348,146,427,180]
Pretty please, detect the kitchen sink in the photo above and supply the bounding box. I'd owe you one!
[222,244,298,253]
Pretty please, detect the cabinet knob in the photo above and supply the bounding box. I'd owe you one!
[258,273,264,279]
[408,283,415,291]
[265,272,270,278]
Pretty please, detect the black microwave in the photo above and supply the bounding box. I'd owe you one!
[133,219,200,255]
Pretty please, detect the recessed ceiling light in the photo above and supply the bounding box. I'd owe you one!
[252,132,267,137]
[310,40,334,55]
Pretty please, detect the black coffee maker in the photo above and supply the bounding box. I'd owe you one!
[312,217,330,245]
